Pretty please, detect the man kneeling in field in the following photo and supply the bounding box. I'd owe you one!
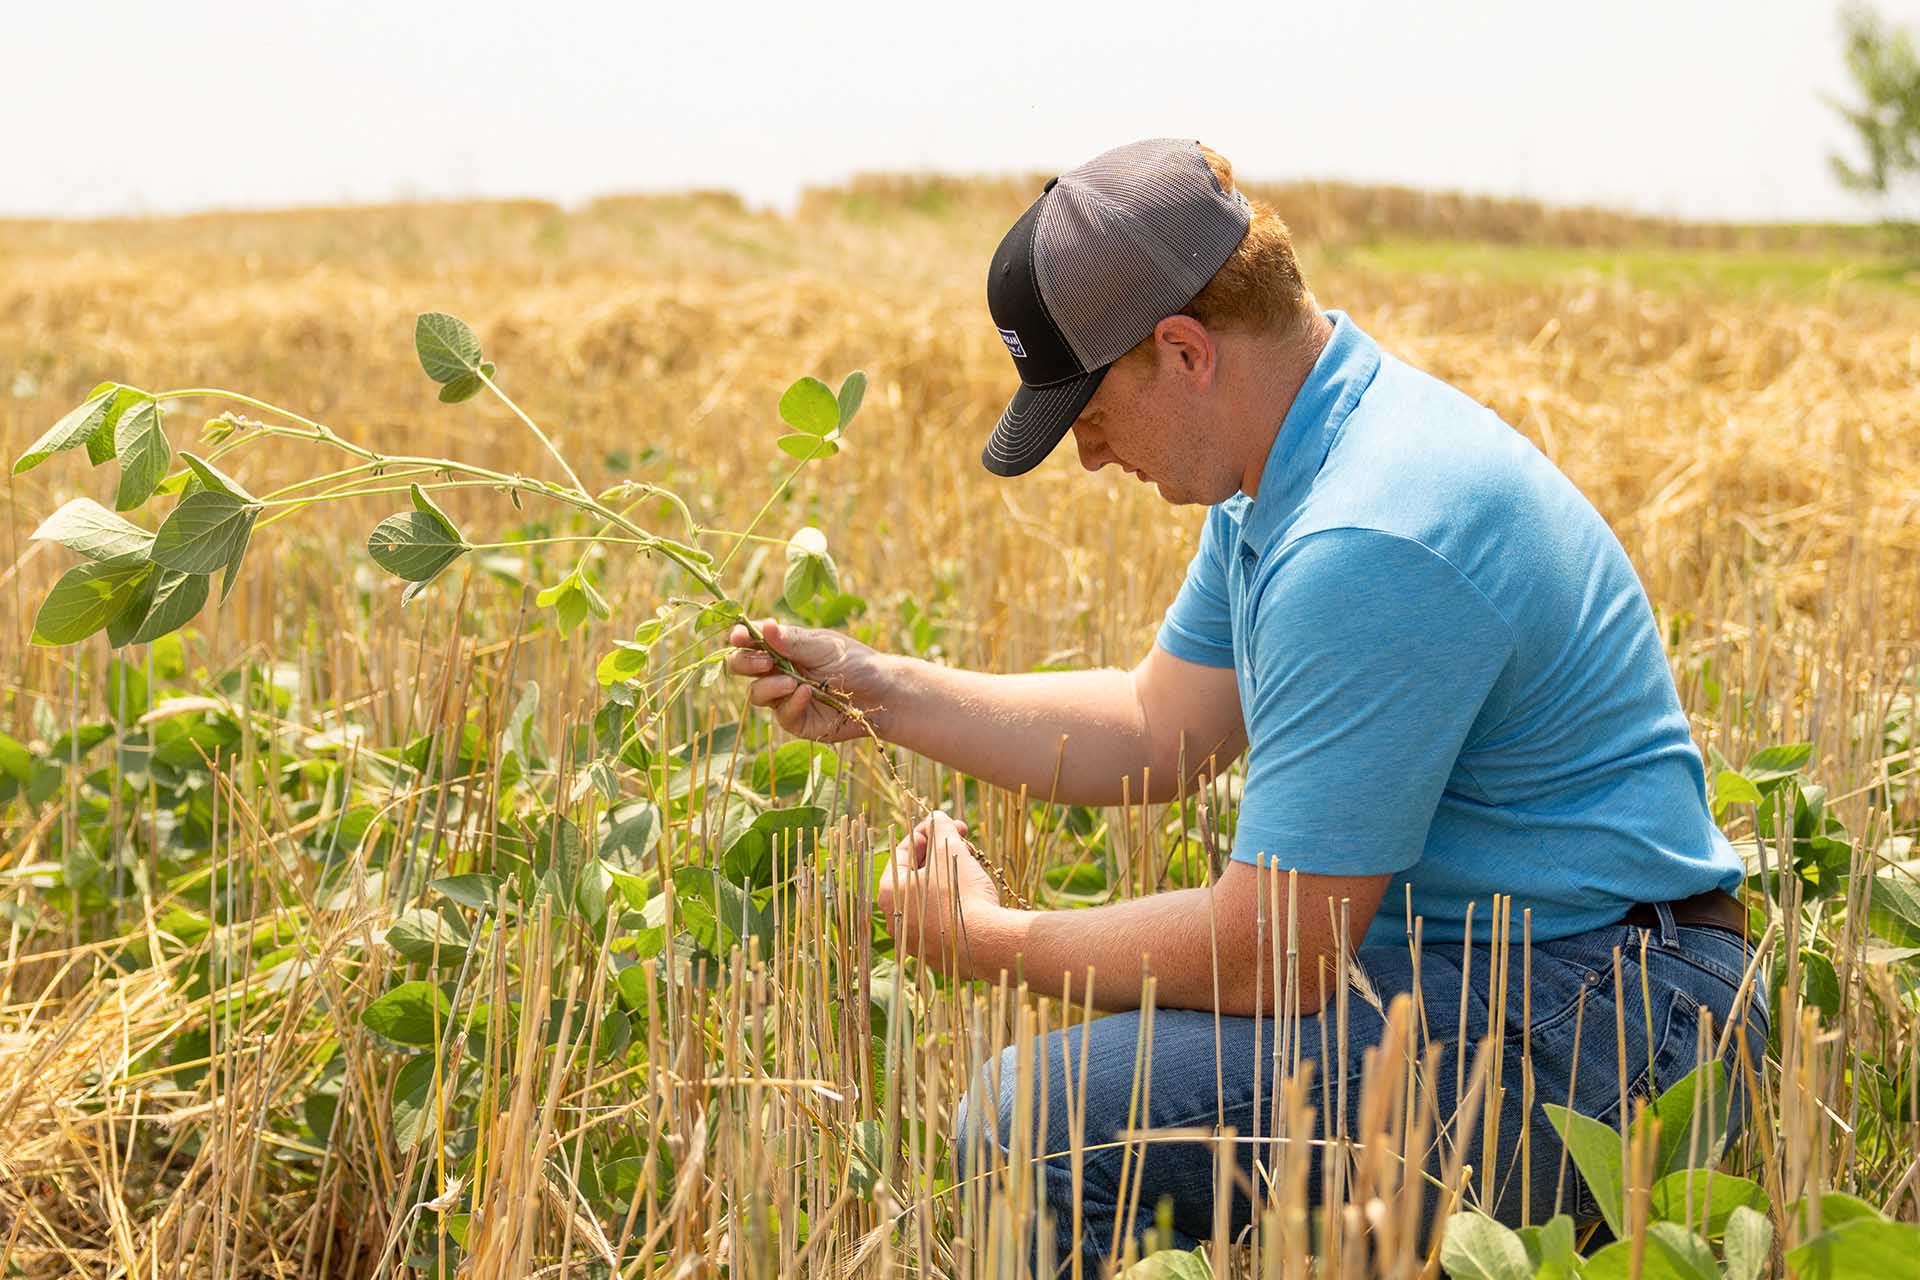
[727,138,1764,1273]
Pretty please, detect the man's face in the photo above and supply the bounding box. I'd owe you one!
[1067,348,1236,506]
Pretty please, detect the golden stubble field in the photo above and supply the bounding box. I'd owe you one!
[5,189,1915,714]
[0,183,1915,1277]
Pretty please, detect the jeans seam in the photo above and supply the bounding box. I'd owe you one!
[1673,954,1746,993]
[1566,985,1700,1219]
[1665,932,1754,991]
[1159,1064,1368,1134]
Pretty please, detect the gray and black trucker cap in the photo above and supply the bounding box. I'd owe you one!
[982,137,1253,477]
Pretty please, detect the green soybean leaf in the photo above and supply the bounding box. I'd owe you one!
[32,559,156,645]
[616,961,656,1013]
[367,511,470,583]
[836,370,867,430]
[605,865,649,914]
[1793,1190,1887,1231]
[695,600,742,638]
[361,980,451,1047]
[1522,1214,1579,1280]
[438,361,497,403]
[218,514,254,604]
[152,491,261,577]
[1637,1059,1729,1178]
[628,924,667,962]
[385,908,472,966]
[49,722,113,765]
[30,498,154,562]
[591,1004,631,1062]
[1644,1222,1719,1280]
[415,312,485,384]
[1798,947,1842,1016]
[1714,769,1763,815]
[582,756,618,804]
[1786,1219,1920,1279]
[178,451,255,502]
[431,873,502,911]
[846,1118,887,1199]
[1440,1212,1532,1280]
[601,800,660,873]
[126,571,210,646]
[1044,862,1109,898]
[1116,1250,1212,1280]
[1722,1205,1773,1280]
[542,581,588,634]
[1648,1169,1767,1237]
[721,805,826,888]
[582,575,610,620]
[0,732,31,784]
[410,482,459,530]
[749,740,838,798]
[14,385,121,474]
[672,866,772,958]
[596,641,650,687]
[776,433,838,461]
[1866,875,1920,947]
[535,572,602,635]
[783,526,838,610]
[112,397,171,510]
[534,814,586,899]
[1745,742,1813,785]
[800,589,867,628]
[106,569,161,648]
[575,859,613,930]
[1580,1239,1689,1279]
[778,376,840,437]
[1543,1103,1625,1235]
[390,1053,442,1151]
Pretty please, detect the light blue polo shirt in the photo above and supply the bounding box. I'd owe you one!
[1157,311,1742,945]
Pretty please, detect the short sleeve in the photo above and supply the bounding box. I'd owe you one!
[1230,527,1514,876]
[1154,507,1237,668]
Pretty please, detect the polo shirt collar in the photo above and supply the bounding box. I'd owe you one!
[1238,309,1381,557]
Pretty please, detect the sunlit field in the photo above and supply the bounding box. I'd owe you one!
[1,179,1915,1278]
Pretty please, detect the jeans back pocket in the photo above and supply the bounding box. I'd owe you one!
[1563,983,1707,1223]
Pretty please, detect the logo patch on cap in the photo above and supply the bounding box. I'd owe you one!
[997,327,1027,358]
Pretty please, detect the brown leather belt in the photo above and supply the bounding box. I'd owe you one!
[1619,888,1748,940]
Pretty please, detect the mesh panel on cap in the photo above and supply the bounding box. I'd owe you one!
[1032,138,1252,371]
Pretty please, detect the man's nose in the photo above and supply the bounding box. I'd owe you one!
[1072,426,1112,473]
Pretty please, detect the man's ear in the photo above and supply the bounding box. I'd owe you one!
[1154,314,1217,385]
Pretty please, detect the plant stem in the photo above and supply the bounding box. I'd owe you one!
[256,470,450,508]
[465,536,658,552]
[714,455,813,578]
[153,388,816,699]
[156,389,328,432]
[479,371,587,497]
[606,483,698,540]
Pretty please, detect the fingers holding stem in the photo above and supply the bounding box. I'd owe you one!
[728,617,860,721]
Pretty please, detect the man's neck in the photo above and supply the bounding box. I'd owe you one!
[1233,310,1334,498]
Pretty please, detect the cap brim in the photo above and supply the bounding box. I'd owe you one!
[980,366,1108,477]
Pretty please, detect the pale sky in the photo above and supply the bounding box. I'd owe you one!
[6,0,1914,223]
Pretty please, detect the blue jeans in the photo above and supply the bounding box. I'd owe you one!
[956,910,1767,1276]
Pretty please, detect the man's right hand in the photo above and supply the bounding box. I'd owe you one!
[725,619,892,743]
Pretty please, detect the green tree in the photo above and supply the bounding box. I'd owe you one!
[1829,4,1920,236]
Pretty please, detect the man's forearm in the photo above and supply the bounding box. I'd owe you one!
[958,892,1288,1016]
[871,657,1163,807]
[951,859,1375,1016]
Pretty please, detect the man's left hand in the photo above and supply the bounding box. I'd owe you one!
[876,810,1002,972]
